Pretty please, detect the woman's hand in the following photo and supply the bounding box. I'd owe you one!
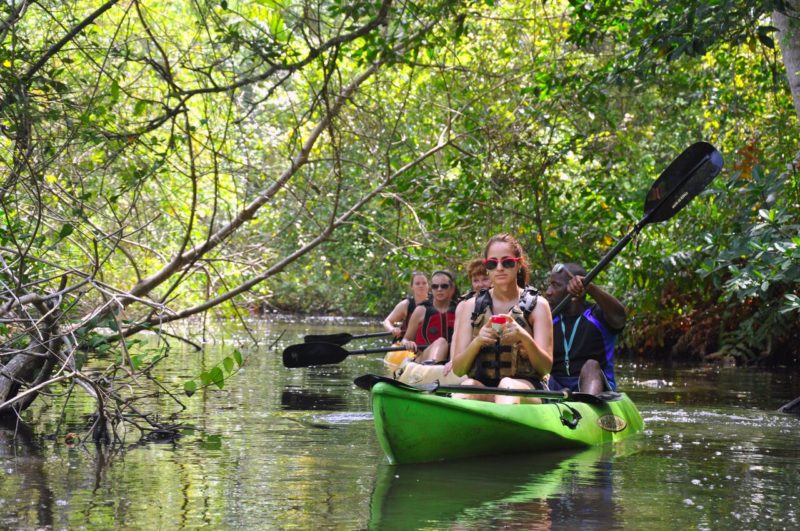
[390,326,403,338]
[442,360,453,376]
[474,320,500,347]
[400,338,417,352]
[501,316,531,344]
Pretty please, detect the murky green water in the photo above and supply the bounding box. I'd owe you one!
[2,319,799,529]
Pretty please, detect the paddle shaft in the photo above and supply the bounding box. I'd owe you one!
[551,149,716,315]
[303,331,392,344]
[353,374,612,405]
[427,383,570,399]
[282,342,428,368]
[420,383,611,404]
[551,224,639,315]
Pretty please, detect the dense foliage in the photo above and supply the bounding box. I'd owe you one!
[0,0,797,439]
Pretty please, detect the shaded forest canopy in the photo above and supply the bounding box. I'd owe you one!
[1,0,798,439]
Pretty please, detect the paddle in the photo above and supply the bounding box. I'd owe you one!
[282,342,427,368]
[353,374,614,405]
[551,141,724,315]
[778,396,800,415]
[303,331,392,346]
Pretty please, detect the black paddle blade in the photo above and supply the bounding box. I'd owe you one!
[303,331,392,345]
[304,332,351,345]
[644,141,723,224]
[354,373,386,390]
[282,342,348,368]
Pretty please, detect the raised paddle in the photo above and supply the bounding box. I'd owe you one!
[551,141,724,315]
[303,331,393,346]
[282,342,427,368]
[353,374,613,405]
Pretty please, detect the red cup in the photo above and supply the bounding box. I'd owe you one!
[490,314,510,333]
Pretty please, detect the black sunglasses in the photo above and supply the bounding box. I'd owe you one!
[431,283,451,290]
[483,256,522,270]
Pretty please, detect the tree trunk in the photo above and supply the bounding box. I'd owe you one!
[0,327,58,416]
[775,1,800,122]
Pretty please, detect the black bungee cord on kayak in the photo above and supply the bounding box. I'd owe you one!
[557,402,582,429]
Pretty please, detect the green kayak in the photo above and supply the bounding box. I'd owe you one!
[355,374,644,465]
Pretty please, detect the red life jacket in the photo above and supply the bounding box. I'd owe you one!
[401,295,432,336]
[414,301,457,345]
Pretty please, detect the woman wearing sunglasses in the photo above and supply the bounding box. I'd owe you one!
[450,234,553,403]
[382,272,432,339]
[399,270,459,364]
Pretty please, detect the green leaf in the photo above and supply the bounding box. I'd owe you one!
[200,371,211,386]
[223,356,234,374]
[110,80,120,102]
[210,367,225,389]
[58,223,74,239]
[131,355,142,370]
[233,349,243,367]
[268,12,285,39]
[184,380,197,397]
[133,100,147,116]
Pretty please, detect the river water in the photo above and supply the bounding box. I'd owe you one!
[1,318,799,530]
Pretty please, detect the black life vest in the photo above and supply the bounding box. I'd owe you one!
[457,290,477,303]
[470,286,539,324]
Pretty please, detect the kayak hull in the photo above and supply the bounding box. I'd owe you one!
[370,381,644,464]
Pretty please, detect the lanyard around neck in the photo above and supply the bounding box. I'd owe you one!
[560,315,582,376]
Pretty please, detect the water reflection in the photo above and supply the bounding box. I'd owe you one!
[280,386,348,411]
[369,446,629,530]
[0,418,55,529]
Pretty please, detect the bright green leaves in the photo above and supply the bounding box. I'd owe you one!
[223,355,235,374]
[184,380,198,396]
[209,367,225,389]
[183,349,244,397]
